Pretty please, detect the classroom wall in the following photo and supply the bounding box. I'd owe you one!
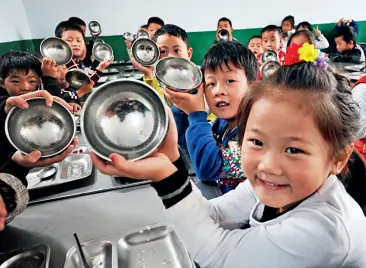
[1,0,366,63]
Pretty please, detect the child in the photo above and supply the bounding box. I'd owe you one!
[214,17,236,44]
[0,91,78,230]
[281,15,295,51]
[286,30,315,47]
[247,35,263,57]
[147,17,164,38]
[56,65,82,112]
[328,25,365,64]
[91,61,366,267]
[131,24,216,122]
[296,21,329,49]
[352,77,366,158]
[259,25,286,64]
[55,20,112,85]
[165,41,258,193]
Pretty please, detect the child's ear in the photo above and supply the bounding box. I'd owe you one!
[330,145,354,175]
[188,47,193,60]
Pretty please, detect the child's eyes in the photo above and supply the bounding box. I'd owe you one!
[160,50,167,54]
[174,49,181,53]
[285,147,304,154]
[226,79,235,84]
[250,139,263,147]
[205,83,215,88]
[30,80,37,84]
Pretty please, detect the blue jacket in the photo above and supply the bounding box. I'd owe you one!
[172,106,237,181]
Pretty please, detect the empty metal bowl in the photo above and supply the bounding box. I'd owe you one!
[261,61,281,80]
[0,251,45,268]
[89,21,102,36]
[81,79,168,161]
[66,69,91,89]
[123,32,136,42]
[218,29,229,41]
[40,37,73,65]
[136,30,150,39]
[261,50,278,63]
[155,57,203,93]
[92,42,113,62]
[131,38,160,66]
[93,39,105,46]
[5,98,76,158]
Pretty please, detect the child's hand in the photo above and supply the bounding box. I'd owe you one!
[11,137,78,168]
[315,26,322,37]
[163,83,206,115]
[69,103,82,113]
[129,53,154,80]
[96,56,114,72]
[125,40,133,49]
[76,81,94,98]
[41,58,58,78]
[0,195,6,231]
[5,90,72,114]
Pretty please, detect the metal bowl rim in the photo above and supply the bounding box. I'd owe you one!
[80,78,169,162]
[261,49,278,63]
[154,56,203,91]
[65,68,91,84]
[39,37,73,65]
[92,42,114,62]
[88,21,102,34]
[5,97,76,158]
[131,38,160,66]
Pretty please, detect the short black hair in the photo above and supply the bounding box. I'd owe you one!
[201,41,258,82]
[287,30,315,47]
[68,17,86,27]
[152,24,190,48]
[282,15,295,28]
[218,17,233,28]
[248,35,261,44]
[296,21,313,32]
[0,51,42,80]
[140,24,148,29]
[261,25,281,36]
[334,25,357,45]
[147,17,165,27]
[55,20,85,39]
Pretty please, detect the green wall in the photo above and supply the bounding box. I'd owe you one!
[1,21,365,65]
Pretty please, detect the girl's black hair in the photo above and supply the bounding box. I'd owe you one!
[55,20,85,39]
[296,21,313,32]
[0,51,42,79]
[282,15,295,28]
[238,62,366,208]
[200,41,258,82]
[287,30,315,47]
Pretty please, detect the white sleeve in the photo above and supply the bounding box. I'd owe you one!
[165,193,349,268]
[353,84,366,138]
[315,34,329,49]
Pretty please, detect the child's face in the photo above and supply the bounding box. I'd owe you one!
[148,23,162,38]
[248,38,263,56]
[290,34,310,46]
[281,21,293,33]
[156,34,192,60]
[241,91,334,211]
[261,31,282,52]
[1,70,40,96]
[217,20,233,33]
[204,63,248,121]
[56,65,69,88]
[335,36,354,53]
[62,30,86,60]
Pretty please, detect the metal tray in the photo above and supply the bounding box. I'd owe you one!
[26,147,93,190]
[63,224,195,268]
[0,244,50,268]
[103,68,120,74]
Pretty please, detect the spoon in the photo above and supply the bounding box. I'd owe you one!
[28,166,57,188]
[73,233,92,268]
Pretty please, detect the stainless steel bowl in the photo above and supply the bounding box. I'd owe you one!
[92,42,113,62]
[136,30,150,39]
[81,79,168,161]
[155,57,203,93]
[123,32,136,42]
[131,38,160,66]
[261,50,278,63]
[66,69,91,89]
[218,29,229,41]
[261,61,281,80]
[89,21,102,36]
[93,39,105,46]
[0,251,45,268]
[5,98,76,158]
[40,37,73,65]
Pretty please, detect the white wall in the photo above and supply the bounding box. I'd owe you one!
[3,0,366,42]
[1,0,33,42]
